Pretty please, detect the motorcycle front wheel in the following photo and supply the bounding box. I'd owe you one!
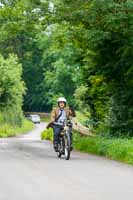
[64,132,71,160]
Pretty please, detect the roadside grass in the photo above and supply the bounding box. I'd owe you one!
[73,133,133,165]
[41,128,53,141]
[41,116,50,123]
[41,128,133,165]
[0,120,34,138]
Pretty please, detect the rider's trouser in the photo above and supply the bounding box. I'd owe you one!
[53,125,63,145]
[53,125,72,145]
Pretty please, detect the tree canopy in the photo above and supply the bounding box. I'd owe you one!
[0,0,132,136]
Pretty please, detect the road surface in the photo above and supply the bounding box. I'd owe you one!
[0,123,133,200]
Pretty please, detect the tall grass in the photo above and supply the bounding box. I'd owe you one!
[0,119,34,138]
[73,133,133,165]
[41,128,53,141]
[0,107,34,137]
[0,106,23,127]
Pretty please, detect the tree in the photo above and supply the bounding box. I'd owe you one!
[53,0,133,136]
[0,0,50,111]
[0,54,25,125]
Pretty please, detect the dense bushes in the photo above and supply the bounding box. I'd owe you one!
[0,120,34,138]
[0,0,132,138]
[54,0,133,137]
[0,54,25,126]
[0,54,25,108]
[41,128,53,141]
[0,54,27,136]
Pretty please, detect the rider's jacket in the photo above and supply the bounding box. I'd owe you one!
[51,107,75,123]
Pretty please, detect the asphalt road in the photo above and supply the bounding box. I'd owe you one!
[0,123,133,200]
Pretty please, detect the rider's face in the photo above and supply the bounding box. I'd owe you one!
[59,102,65,108]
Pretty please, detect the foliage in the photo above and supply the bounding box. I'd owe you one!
[0,119,34,138]
[36,24,81,110]
[41,128,133,165]
[75,111,90,127]
[0,0,132,138]
[73,133,133,165]
[41,116,51,122]
[41,128,53,141]
[43,59,78,106]
[0,54,25,107]
[0,0,81,111]
[53,0,133,136]
[0,0,50,112]
[0,54,25,126]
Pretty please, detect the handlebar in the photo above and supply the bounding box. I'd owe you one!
[53,119,72,127]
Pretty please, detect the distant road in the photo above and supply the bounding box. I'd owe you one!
[0,123,133,200]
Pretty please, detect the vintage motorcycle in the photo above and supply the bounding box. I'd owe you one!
[55,119,72,160]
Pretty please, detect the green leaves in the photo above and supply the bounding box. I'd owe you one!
[53,0,133,136]
[0,54,25,107]
[0,54,25,126]
[0,0,132,136]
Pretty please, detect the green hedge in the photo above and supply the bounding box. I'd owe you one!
[0,119,34,138]
[41,128,53,141]
[73,133,133,165]
[41,128,133,165]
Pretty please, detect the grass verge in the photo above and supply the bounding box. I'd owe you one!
[0,119,34,138]
[73,133,133,165]
[41,116,51,123]
[41,128,133,165]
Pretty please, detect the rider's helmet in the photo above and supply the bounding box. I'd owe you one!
[57,97,67,106]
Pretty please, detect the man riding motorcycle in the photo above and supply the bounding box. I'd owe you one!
[47,97,76,152]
